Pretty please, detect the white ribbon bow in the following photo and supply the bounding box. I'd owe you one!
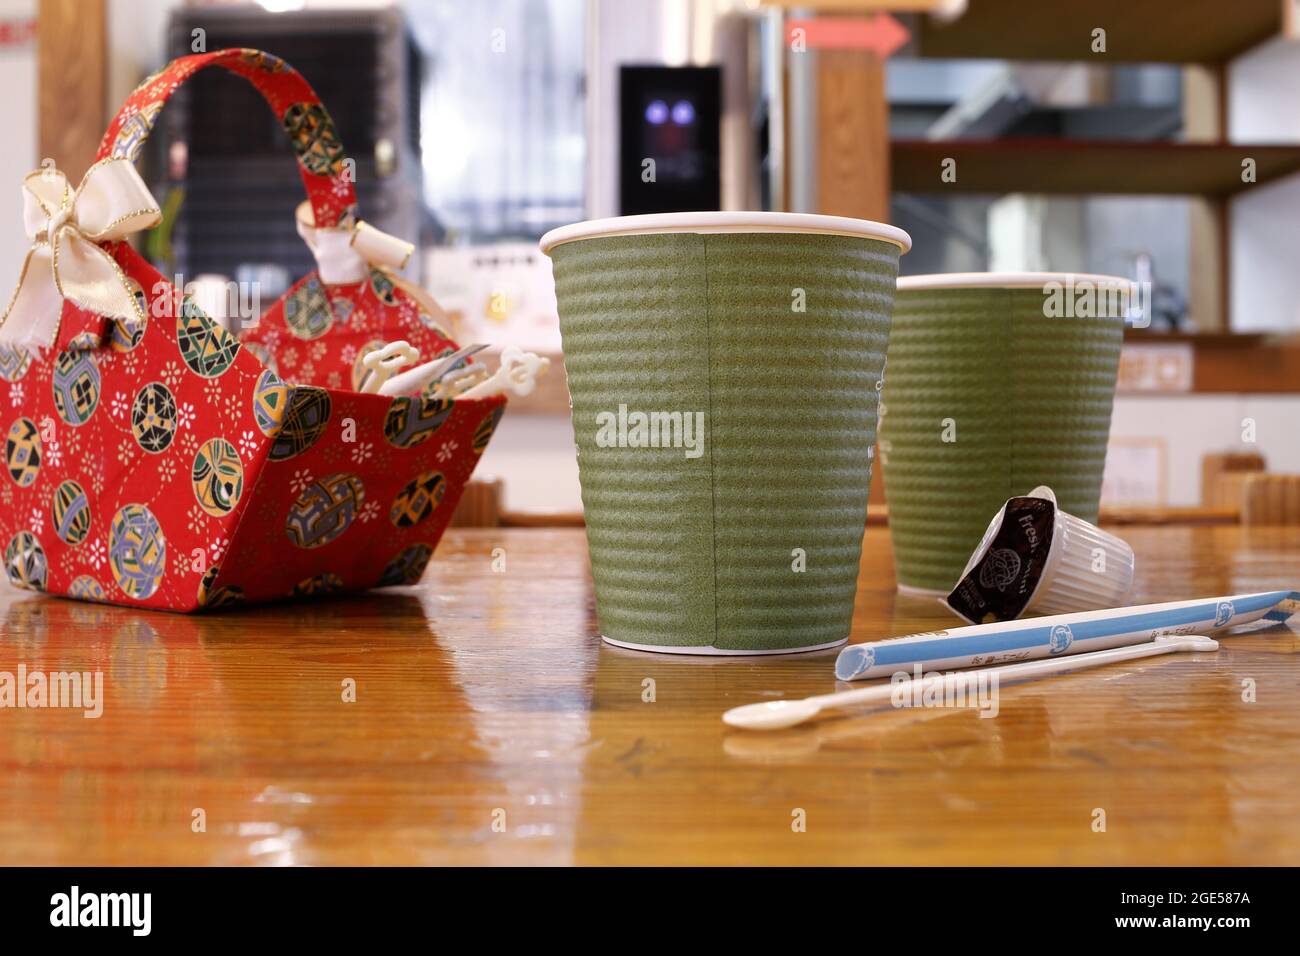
[0,159,161,353]
[295,201,414,285]
[295,200,456,331]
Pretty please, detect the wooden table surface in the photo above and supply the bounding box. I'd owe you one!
[1,525,1298,866]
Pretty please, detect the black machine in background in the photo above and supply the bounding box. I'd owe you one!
[619,65,721,216]
[163,6,425,283]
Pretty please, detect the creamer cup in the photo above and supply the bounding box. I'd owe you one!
[944,485,1135,624]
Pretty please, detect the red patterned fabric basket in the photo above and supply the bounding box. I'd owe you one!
[0,49,505,611]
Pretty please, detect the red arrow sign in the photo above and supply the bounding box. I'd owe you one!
[786,14,911,58]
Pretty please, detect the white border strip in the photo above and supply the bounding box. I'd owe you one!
[601,634,848,657]
[540,212,911,255]
[898,271,1137,291]
[895,582,949,598]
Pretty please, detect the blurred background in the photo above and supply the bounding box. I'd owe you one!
[3,0,1299,523]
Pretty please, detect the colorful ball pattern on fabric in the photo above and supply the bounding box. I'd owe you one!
[269,387,331,461]
[131,382,178,453]
[237,248,464,393]
[350,339,387,391]
[377,543,433,587]
[51,349,100,426]
[0,50,511,611]
[68,575,107,602]
[176,298,241,377]
[205,586,246,609]
[253,369,291,436]
[389,470,446,528]
[109,503,167,600]
[239,48,288,73]
[196,565,220,603]
[284,277,334,340]
[197,566,245,609]
[111,280,148,352]
[369,269,399,306]
[110,101,163,163]
[4,530,47,591]
[5,417,41,487]
[383,395,454,449]
[51,479,91,546]
[0,344,32,381]
[282,101,346,178]
[473,405,505,453]
[0,255,504,610]
[285,473,364,549]
[289,572,343,597]
[329,296,355,325]
[111,316,146,352]
[192,438,245,517]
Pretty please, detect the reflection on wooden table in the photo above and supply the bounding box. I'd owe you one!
[1,526,1298,865]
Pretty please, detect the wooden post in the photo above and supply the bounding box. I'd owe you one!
[815,47,892,508]
[1184,62,1227,332]
[815,48,890,221]
[37,0,107,179]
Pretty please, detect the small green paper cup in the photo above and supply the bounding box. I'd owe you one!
[541,212,911,654]
[880,272,1132,595]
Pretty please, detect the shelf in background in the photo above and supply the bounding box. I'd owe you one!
[914,0,1283,64]
[892,139,1300,196]
[1121,330,1300,394]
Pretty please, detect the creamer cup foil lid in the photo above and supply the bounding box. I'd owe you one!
[944,486,1135,625]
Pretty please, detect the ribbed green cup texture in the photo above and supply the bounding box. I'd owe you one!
[880,286,1124,594]
[551,232,900,651]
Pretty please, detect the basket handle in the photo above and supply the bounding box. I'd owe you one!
[95,48,358,230]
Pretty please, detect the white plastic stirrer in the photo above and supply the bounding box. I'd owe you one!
[455,346,550,400]
[722,635,1220,731]
[377,342,490,397]
[358,340,420,394]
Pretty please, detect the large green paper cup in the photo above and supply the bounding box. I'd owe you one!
[880,272,1132,595]
[540,212,911,654]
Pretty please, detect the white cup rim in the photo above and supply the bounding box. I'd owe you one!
[898,271,1138,291]
[539,212,912,255]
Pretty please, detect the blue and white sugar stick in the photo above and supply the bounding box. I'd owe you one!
[835,589,1299,681]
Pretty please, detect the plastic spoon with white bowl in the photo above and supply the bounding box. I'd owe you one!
[722,635,1220,731]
